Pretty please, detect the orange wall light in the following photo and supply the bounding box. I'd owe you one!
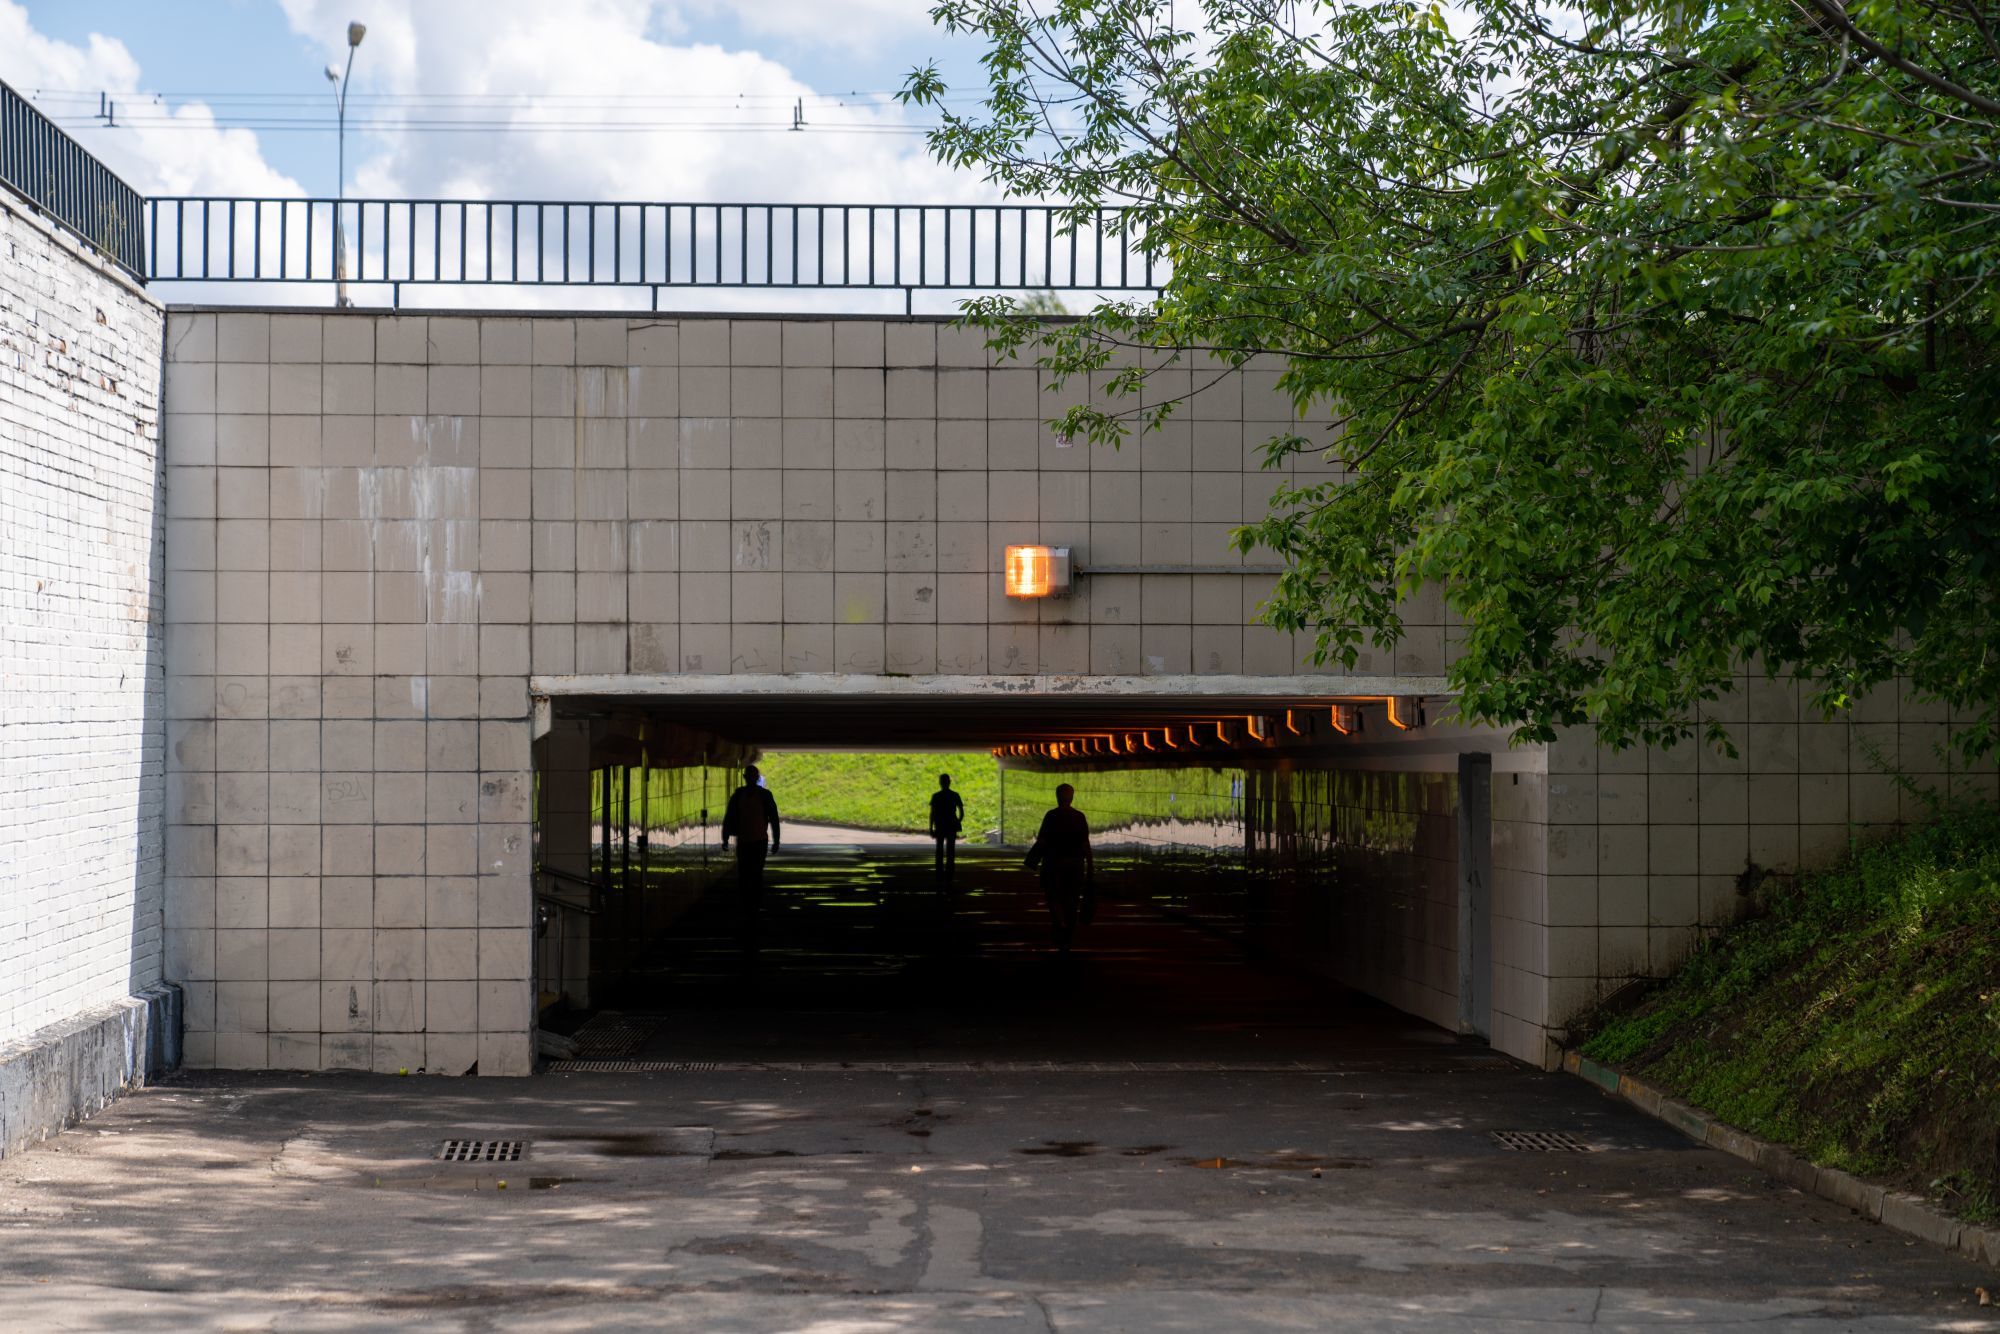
[1003,545,1071,598]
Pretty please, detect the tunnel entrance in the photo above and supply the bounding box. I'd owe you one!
[530,679,1496,1068]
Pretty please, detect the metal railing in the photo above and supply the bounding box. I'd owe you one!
[145,197,1162,308]
[0,80,145,277]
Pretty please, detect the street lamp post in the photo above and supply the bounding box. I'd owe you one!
[325,21,366,307]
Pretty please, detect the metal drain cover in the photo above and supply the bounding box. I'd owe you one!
[438,1139,527,1162]
[1490,1130,1593,1152]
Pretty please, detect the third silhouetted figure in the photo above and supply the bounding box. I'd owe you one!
[720,765,781,952]
[928,773,965,885]
[1023,783,1094,952]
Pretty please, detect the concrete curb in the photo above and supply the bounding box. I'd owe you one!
[0,985,182,1160]
[1564,1050,1999,1270]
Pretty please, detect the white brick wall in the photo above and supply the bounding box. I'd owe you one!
[0,191,167,1045]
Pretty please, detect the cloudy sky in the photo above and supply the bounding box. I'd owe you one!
[3,0,1023,309]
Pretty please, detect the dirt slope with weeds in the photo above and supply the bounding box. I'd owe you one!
[1581,804,2000,1224]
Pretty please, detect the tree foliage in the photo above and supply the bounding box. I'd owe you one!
[904,0,2000,756]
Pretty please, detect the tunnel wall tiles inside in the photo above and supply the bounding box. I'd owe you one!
[0,191,168,1050]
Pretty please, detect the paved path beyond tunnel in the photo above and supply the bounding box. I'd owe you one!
[1,1060,1992,1330]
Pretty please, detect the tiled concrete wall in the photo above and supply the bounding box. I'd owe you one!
[154,305,1982,1074]
[1538,677,1997,1039]
[0,191,166,1044]
[160,309,1438,1074]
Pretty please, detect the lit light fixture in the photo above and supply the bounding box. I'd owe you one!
[1285,708,1306,736]
[1187,725,1202,747]
[1246,715,1269,741]
[1330,704,1361,736]
[1385,696,1426,731]
[1004,545,1071,598]
[1161,729,1179,749]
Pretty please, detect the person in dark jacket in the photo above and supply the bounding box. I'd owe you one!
[720,766,781,949]
[928,773,966,885]
[1022,783,1093,952]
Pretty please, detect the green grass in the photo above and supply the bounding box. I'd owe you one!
[753,753,1002,834]
[592,755,1254,840]
[1580,803,2000,1224]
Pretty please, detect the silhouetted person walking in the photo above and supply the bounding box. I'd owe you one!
[720,765,781,952]
[1023,783,1093,952]
[929,773,965,884]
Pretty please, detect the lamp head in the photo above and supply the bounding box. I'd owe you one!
[348,21,367,47]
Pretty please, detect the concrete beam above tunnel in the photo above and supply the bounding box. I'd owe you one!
[530,672,1451,702]
[529,671,1494,766]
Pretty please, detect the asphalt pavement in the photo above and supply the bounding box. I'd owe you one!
[1,843,1992,1330]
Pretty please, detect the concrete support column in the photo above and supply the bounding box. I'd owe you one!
[1456,752,1494,1040]
[537,718,594,1011]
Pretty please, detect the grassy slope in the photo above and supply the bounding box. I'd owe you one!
[1580,805,2000,1223]
[754,753,1002,834]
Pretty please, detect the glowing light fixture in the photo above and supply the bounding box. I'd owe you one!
[1385,696,1425,730]
[1003,545,1071,598]
[1285,708,1306,736]
[1161,729,1179,749]
[1329,705,1361,736]
[1246,715,1269,741]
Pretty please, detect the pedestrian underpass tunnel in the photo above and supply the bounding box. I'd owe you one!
[532,684,1525,1067]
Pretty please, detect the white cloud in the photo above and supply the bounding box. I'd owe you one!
[1,0,1076,311]
[0,0,302,197]
[275,0,975,204]
[674,0,937,57]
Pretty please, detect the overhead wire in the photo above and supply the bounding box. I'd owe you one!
[32,85,975,136]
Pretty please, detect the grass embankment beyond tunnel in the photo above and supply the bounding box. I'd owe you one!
[752,753,1001,834]
[1580,804,2000,1224]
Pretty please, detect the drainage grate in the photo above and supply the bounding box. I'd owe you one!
[437,1139,527,1162]
[1490,1130,1593,1153]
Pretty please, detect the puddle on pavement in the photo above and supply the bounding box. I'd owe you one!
[1180,1153,1370,1170]
[1019,1140,1099,1158]
[539,1131,699,1159]
[1119,1145,1173,1157]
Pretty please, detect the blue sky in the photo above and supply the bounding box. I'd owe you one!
[1,1,1093,312]
[6,0,985,201]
